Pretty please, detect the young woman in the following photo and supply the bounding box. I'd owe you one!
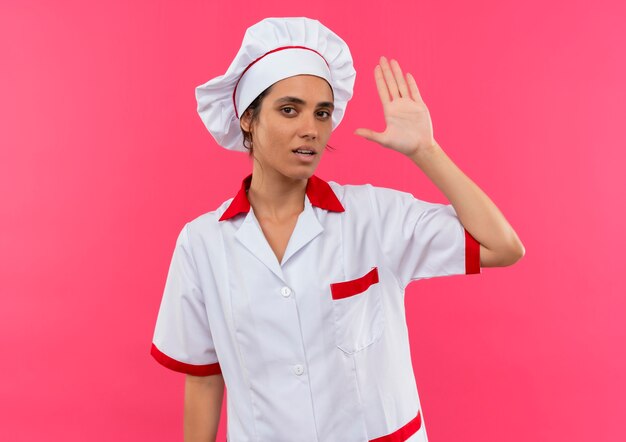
[151,17,524,442]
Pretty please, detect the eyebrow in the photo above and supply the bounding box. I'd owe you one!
[274,96,335,110]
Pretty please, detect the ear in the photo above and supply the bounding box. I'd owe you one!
[240,110,252,132]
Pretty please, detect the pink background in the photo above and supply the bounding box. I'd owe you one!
[1,1,625,441]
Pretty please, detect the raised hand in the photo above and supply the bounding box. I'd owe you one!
[354,56,435,157]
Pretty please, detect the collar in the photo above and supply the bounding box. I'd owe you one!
[219,174,345,221]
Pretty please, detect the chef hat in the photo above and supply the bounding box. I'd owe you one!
[195,17,357,152]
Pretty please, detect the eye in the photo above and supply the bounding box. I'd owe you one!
[317,110,332,118]
[281,107,296,115]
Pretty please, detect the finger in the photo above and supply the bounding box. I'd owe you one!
[379,56,400,100]
[390,59,410,99]
[374,65,390,106]
[354,127,383,143]
[406,73,423,102]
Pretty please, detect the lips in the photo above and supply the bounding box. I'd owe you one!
[292,146,317,155]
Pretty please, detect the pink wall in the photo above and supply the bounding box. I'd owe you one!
[1,1,624,441]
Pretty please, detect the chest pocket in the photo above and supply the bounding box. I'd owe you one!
[329,267,385,355]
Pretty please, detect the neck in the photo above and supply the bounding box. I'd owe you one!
[247,168,308,222]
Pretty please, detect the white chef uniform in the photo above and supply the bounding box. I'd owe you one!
[151,172,481,442]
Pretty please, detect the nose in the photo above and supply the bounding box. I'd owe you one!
[299,113,318,139]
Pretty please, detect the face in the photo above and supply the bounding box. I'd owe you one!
[240,74,334,181]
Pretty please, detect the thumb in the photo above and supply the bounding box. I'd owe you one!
[354,128,383,143]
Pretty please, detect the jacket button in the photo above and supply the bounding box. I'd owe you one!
[280,286,292,297]
[293,364,304,375]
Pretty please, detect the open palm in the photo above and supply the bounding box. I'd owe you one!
[354,56,435,157]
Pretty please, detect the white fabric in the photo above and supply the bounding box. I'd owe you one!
[234,48,333,120]
[152,179,480,441]
[195,17,356,152]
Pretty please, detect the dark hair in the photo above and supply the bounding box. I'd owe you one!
[240,85,272,157]
[240,85,336,156]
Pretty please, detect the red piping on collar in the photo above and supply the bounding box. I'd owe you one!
[218,174,344,221]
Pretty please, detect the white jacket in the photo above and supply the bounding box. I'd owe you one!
[151,173,481,442]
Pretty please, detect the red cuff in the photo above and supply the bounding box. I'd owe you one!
[151,343,222,376]
[464,229,481,274]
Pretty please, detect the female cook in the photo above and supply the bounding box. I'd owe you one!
[151,16,525,442]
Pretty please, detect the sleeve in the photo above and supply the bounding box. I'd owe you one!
[367,185,481,289]
[150,223,222,376]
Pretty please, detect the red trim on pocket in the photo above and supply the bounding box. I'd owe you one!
[369,409,422,442]
[150,343,222,376]
[464,229,481,274]
[330,267,379,300]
